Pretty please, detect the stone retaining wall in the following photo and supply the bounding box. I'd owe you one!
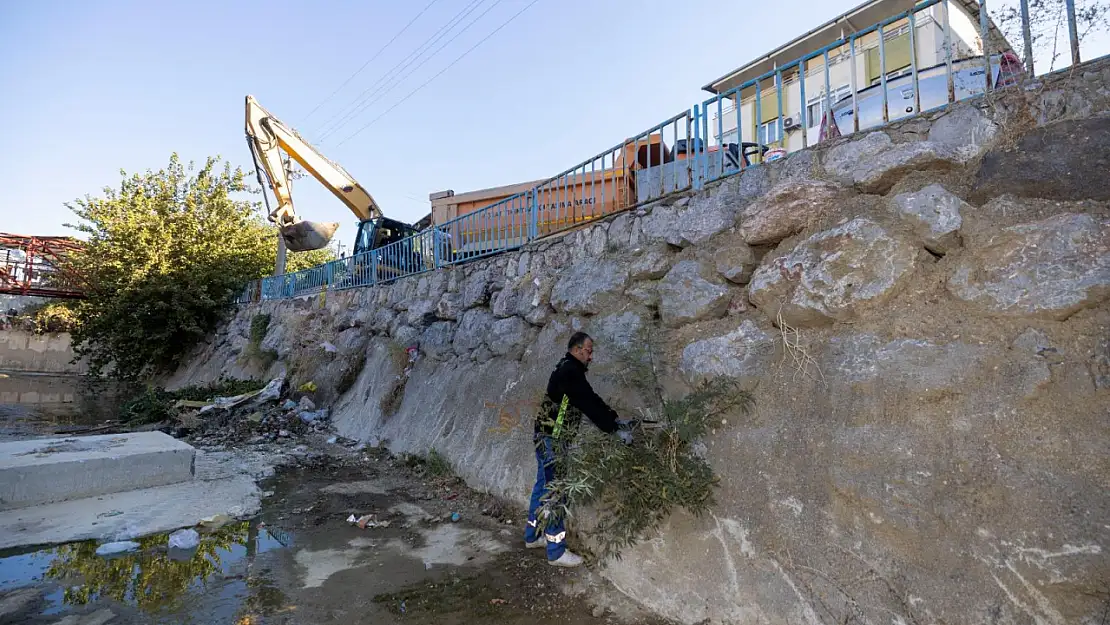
[173,58,1110,624]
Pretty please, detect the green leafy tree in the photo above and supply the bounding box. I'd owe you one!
[63,154,332,382]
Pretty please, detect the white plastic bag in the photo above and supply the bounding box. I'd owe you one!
[168,528,200,550]
[95,541,140,556]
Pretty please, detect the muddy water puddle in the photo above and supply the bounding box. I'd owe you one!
[0,461,650,625]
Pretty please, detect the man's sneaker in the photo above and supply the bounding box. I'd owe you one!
[525,536,547,549]
[548,550,584,567]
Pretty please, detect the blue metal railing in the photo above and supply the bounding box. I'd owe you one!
[238,0,1089,304]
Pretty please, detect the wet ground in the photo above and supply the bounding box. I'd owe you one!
[0,374,672,625]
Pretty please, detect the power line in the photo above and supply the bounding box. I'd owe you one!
[302,0,442,122]
[314,0,488,142]
[335,0,542,147]
[320,0,506,143]
[316,0,488,142]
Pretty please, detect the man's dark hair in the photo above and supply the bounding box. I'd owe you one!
[567,332,592,351]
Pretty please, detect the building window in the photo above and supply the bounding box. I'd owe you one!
[806,85,851,128]
[870,67,912,86]
[758,120,782,144]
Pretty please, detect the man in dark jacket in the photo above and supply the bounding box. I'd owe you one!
[525,331,634,567]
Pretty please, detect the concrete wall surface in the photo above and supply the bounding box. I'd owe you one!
[0,330,85,374]
[0,432,196,510]
[172,58,1110,624]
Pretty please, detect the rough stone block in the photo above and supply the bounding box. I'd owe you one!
[488,317,529,357]
[926,105,998,163]
[712,241,757,285]
[421,322,456,361]
[658,261,732,328]
[890,183,965,254]
[630,247,672,281]
[589,310,647,352]
[452,309,494,354]
[0,433,196,510]
[436,292,462,321]
[739,179,848,245]
[825,132,958,193]
[749,218,919,327]
[550,259,629,315]
[679,320,776,385]
[948,212,1110,320]
[607,213,634,251]
[461,268,490,309]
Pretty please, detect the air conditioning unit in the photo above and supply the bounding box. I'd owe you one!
[782,115,800,131]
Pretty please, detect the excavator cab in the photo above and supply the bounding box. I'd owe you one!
[345,216,429,281]
[353,217,420,256]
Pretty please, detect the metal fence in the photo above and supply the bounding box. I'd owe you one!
[239,0,1096,304]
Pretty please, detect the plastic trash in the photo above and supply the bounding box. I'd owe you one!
[281,399,298,410]
[450,512,461,523]
[199,513,233,529]
[256,377,284,403]
[168,528,200,550]
[349,514,391,529]
[95,541,140,556]
[320,341,338,353]
[298,409,327,423]
[327,436,338,444]
[298,381,317,393]
[298,396,316,411]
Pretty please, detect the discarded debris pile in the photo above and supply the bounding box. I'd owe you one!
[172,376,334,445]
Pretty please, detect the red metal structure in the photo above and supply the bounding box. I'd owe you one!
[0,233,85,299]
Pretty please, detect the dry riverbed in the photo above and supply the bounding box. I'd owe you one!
[0,432,673,625]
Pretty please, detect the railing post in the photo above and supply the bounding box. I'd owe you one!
[431,230,440,270]
[692,104,703,190]
[528,187,539,241]
[1020,0,1034,75]
[1065,0,1081,66]
[979,0,993,92]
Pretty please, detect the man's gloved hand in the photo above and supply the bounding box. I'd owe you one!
[617,430,633,445]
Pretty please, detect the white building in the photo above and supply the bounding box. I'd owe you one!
[703,0,1012,154]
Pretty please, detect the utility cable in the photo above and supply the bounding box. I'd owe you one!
[304,0,446,122]
[320,0,505,143]
[334,0,542,147]
[316,0,486,142]
[314,0,488,141]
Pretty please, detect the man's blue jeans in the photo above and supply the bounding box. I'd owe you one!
[525,435,566,561]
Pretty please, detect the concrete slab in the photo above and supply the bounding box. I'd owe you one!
[0,448,273,550]
[0,432,196,510]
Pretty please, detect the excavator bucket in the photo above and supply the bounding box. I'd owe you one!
[279,221,340,252]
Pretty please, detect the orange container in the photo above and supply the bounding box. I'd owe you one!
[430,134,669,255]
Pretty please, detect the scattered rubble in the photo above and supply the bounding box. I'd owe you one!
[171,377,337,446]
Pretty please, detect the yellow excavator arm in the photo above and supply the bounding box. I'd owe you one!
[245,95,384,250]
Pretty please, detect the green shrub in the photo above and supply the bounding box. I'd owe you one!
[425,448,453,477]
[537,377,754,562]
[118,378,263,425]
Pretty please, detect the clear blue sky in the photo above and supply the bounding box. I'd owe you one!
[1,0,1103,243]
